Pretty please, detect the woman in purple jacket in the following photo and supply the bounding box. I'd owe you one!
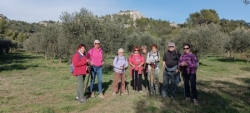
[179,44,199,106]
[112,48,129,95]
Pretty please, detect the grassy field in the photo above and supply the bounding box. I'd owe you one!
[0,51,250,113]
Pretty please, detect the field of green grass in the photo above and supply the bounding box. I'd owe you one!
[0,51,250,113]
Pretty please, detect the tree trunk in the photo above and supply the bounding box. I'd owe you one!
[44,53,47,59]
[227,51,232,59]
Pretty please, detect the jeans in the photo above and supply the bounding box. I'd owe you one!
[162,70,177,97]
[76,75,85,100]
[90,66,103,94]
[183,73,198,99]
[143,69,149,90]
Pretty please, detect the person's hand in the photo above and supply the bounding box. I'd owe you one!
[101,61,104,65]
[120,66,124,70]
[90,62,94,66]
[181,62,187,66]
[175,69,179,73]
[131,64,135,68]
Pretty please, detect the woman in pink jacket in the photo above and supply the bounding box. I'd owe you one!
[72,44,89,103]
[129,46,144,93]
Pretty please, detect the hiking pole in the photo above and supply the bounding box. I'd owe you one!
[120,65,125,96]
[125,67,129,95]
[133,66,136,93]
[84,66,91,95]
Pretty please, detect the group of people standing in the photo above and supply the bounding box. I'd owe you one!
[71,39,198,106]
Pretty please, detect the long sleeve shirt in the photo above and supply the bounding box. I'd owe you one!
[146,51,160,70]
[178,52,197,74]
[87,47,103,67]
[113,55,128,73]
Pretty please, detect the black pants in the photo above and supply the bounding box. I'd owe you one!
[183,73,198,99]
[132,70,142,91]
[143,69,149,90]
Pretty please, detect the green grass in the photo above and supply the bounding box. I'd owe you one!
[0,51,250,113]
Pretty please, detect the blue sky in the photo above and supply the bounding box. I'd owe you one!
[0,0,249,23]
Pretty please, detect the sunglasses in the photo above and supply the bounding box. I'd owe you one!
[134,50,139,51]
[94,43,100,45]
[183,48,189,50]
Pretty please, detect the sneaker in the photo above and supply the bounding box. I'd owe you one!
[193,99,199,106]
[112,92,116,96]
[91,92,95,98]
[75,97,79,101]
[80,99,86,103]
[139,91,143,93]
[98,93,105,99]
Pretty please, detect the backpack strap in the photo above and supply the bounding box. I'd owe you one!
[116,56,127,64]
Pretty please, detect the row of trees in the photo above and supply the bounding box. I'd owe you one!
[174,23,250,62]
[14,7,250,63]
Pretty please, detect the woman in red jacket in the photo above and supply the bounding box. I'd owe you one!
[72,44,89,103]
[129,46,144,93]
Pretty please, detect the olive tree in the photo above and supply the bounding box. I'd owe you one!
[226,28,250,62]
[174,23,229,58]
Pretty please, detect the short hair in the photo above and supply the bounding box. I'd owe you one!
[133,46,140,52]
[151,44,157,49]
[77,44,86,50]
[183,43,191,48]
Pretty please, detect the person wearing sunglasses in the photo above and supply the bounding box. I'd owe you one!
[129,46,144,93]
[86,39,105,99]
[179,44,199,105]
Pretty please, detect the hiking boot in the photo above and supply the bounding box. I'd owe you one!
[139,91,143,93]
[80,99,86,103]
[183,97,190,103]
[193,99,199,106]
[98,93,105,99]
[155,90,160,95]
[91,92,95,98]
[150,91,154,95]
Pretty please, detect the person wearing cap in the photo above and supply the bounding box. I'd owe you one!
[87,39,105,98]
[162,42,181,99]
[112,48,129,95]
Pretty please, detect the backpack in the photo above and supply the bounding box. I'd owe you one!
[148,51,159,59]
[70,52,85,73]
[115,56,127,64]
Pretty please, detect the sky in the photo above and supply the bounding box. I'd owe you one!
[0,0,249,24]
